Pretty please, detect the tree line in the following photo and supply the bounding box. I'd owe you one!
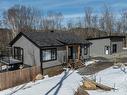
[0,4,127,38]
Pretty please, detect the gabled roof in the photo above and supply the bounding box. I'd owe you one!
[87,36,125,40]
[10,31,90,48]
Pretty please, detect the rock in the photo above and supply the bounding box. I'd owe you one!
[82,81,96,90]
[35,74,43,80]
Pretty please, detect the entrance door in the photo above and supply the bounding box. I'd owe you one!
[105,46,110,55]
[68,46,78,59]
[112,44,117,53]
[68,46,73,59]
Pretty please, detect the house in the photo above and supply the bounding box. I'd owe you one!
[87,36,125,58]
[9,31,91,74]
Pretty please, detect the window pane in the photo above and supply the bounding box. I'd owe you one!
[51,49,57,60]
[84,46,88,55]
[42,50,51,61]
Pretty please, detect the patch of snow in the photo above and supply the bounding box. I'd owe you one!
[85,60,99,66]
[123,47,127,50]
[87,67,127,95]
[0,69,83,95]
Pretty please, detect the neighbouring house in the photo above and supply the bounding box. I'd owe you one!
[87,36,126,58]
[9,31,91,75]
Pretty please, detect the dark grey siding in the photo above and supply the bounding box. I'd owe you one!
[88,38,110,57]
[42,47,66,68]
[111,38,124,54]
[12,36,41,66]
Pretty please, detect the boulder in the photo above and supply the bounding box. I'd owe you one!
[35,73,43,80]
[82,81,96,90]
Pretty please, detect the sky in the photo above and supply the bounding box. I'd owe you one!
[0,0,127,19]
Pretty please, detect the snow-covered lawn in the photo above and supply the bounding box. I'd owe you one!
[1,66,127,95]
[0,69,83,95]
[87,67,127,95]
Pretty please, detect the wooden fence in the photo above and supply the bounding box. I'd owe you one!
[0,66,41,91]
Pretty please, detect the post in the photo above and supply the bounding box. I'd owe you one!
[77,45,80,62]
[66,45,68,65]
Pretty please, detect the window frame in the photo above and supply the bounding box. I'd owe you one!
[84,45,88,55]
[112,44,117,53]
[13,46,23,61]
[41,48,57,62]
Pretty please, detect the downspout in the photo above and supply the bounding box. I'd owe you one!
[110,38,112,55]
[40,48,43,75]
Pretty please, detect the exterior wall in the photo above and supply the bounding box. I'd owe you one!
[88,38,111,57]
[12,36,41,66]
[12,35,90,69]
[111,38,124,54]
[42,46,67,68]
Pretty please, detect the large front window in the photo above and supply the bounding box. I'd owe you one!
[41,48,57,62]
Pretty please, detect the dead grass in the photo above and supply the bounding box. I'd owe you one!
[43,66,64,77]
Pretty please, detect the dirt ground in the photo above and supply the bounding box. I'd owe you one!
[78,56,127,75]
[78,60,114,75]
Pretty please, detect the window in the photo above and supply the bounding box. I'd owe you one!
[14,47,23,61]
[41,48,57,62]
[84,46,88,55]
[112,44,117,53]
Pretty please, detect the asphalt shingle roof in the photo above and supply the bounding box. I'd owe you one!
[22,31,89,47]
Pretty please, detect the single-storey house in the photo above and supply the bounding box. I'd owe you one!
[87,36,125,58]
[9,31,91,74]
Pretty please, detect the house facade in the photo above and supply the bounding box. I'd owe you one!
[87,36,125,58]
[9,31,91,74]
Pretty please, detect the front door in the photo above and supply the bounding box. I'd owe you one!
[68,46,73,59]
[105,46,110,55]
[68,46,78,59]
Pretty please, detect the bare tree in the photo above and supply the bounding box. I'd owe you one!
[3,4,42,38]
[120,10,127,33]
[84,7,93,28]
[42,11,64,31]
[100,4,115,35]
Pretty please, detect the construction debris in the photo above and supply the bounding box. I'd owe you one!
[75,86,89,95]
[82,77,113,91]
[33,73,43,82]
[82,81,96,90]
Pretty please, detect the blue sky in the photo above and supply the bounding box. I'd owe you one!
[0,0,127,19]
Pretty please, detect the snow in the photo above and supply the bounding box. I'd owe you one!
[123,47,127,50]
[85,60,99,66]
[0,69,83,95]
[87,67,127,95]
[1,65,127,95]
